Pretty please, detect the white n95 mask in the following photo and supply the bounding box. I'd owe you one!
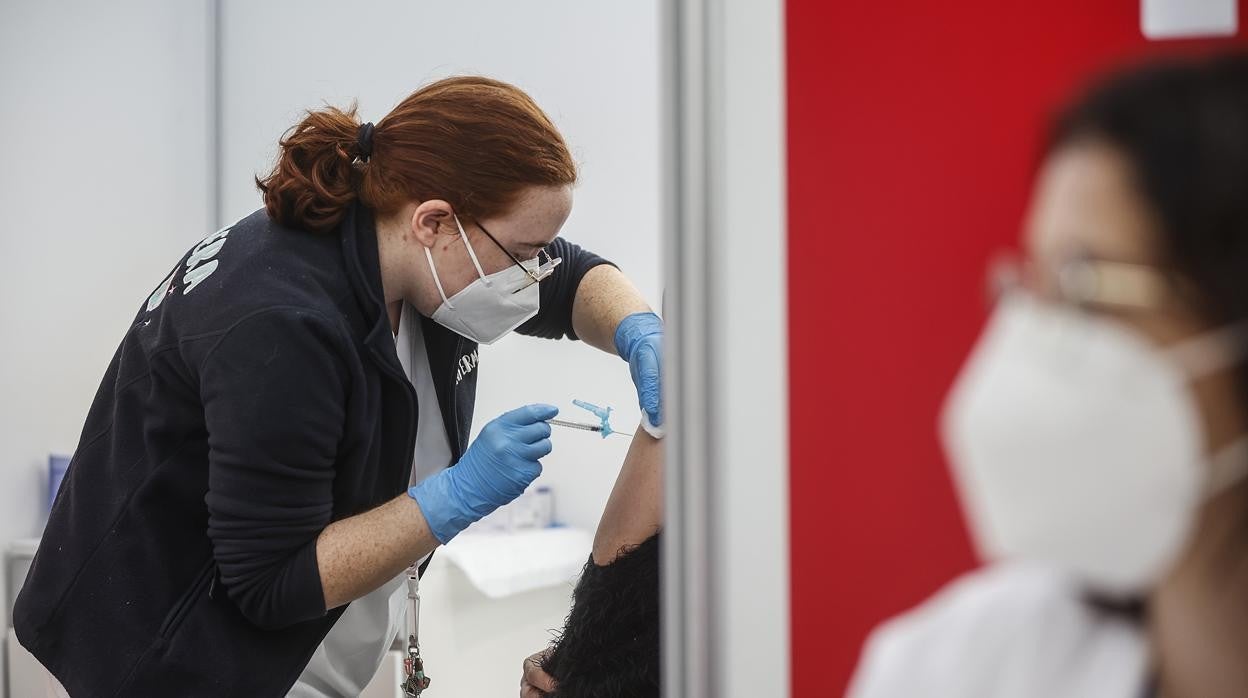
[940,293,1248,596]
[423,217,541,345]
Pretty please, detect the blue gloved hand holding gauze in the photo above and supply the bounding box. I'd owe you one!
[409,403,558,543]
[615,312,664,438]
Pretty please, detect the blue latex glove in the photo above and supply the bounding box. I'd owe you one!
[409,404,557,544]
[614,312,663,435]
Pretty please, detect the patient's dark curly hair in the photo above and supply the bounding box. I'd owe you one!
[540,533,661,697]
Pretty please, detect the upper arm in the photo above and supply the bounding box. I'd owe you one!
[592,426,663,565]
[199,308,350,628]
[515,237,615,340]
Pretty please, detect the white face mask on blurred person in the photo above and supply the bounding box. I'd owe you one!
[941,292,1248,596]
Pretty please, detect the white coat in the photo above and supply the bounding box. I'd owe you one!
[848,563,1152,698]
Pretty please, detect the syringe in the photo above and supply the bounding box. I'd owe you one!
[547,418,630,437]
[545,399,630,438]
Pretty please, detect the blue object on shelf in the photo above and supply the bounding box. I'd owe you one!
[48,454,71,511]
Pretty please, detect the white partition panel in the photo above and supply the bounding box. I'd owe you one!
[664,0,790,696]
[0,3,214,693]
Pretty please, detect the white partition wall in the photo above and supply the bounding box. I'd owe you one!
[0,3,214,693]
[663,1,791,696]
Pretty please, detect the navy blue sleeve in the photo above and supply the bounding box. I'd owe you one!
[515,236,616,340]
[199,308,348,630]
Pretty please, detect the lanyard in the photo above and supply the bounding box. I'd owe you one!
[400,564,432,696]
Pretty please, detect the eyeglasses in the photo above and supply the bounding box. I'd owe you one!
[474,220,562,293]
[987,252,1195,312]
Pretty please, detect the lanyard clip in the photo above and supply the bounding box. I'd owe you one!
[401,565,432,696]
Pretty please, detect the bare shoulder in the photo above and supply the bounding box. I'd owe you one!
[592,428,663,565]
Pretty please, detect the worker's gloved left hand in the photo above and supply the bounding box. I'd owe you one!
[615,312,664,438]
[410,404,557,544]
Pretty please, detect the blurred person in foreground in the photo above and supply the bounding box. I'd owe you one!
[852,52,1248,698]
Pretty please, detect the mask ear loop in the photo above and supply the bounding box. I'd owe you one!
[423,246,454,310]
[1166,323,1248,381]
[453,215,493,288]
[1167,323,1248,497]
[1207,437,1248,497]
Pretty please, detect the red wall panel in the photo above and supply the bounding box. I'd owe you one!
[785,2,1248,694]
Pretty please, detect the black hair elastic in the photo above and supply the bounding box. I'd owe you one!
[356,122,375,161]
